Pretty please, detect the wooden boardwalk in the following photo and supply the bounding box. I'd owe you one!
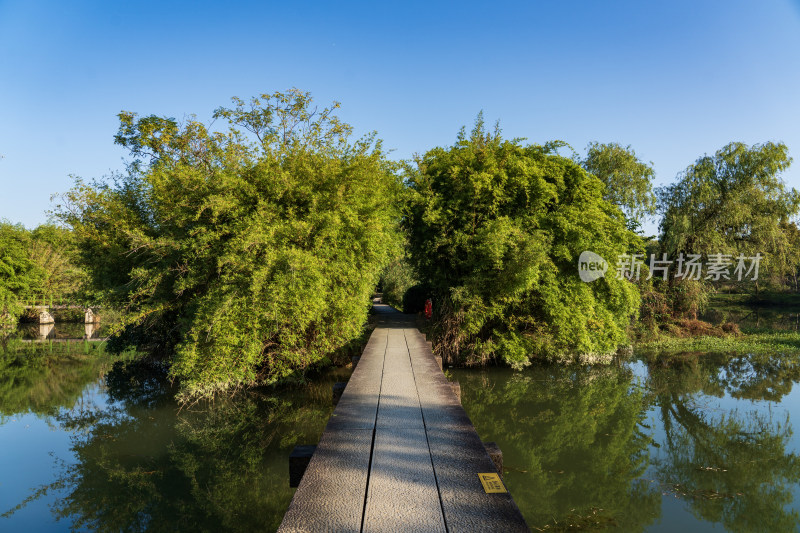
[278,304,529,532]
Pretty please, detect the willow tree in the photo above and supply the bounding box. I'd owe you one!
[404,119,641,368]
[658,142,799,290]
[56,90,401,400]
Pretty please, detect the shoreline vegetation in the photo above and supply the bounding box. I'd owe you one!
[2,90,800,402]
[633,292,800,360]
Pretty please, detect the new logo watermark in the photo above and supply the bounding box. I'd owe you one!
[578,251,608,282]
[577,251,763,282]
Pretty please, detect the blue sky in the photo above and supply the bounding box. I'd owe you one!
[1,0,799,234]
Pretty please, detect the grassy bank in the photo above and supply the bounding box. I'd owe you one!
[636,330,800,357]
[633,290,800,359]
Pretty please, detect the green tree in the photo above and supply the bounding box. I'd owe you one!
[778,221,800,291]
[404,119,641,367]
[658,142,799,283]
[55,90,401,401]
[582,142,657,228]
[27,224,87,303]
[0,221,38,326]
[0,222,87,328]
[379,255,418,312]
[648,142,800,321]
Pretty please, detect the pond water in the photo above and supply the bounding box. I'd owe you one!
[453,351,800,532]
[2,313,800,532]
[0,339,351,532]
[702,303,800,332]
[15,321,109,341]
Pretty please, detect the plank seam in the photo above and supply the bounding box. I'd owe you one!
[360,328,388,533]
[404,328,450,533]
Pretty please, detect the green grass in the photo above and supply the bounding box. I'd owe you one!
[636,330,800,356]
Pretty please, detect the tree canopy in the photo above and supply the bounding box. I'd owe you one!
[582,142,657,228]
[0,222,85,326]
[0,222,36,326]
[404,119,641,368]
[56,90,401,401]
[658,142,799,265]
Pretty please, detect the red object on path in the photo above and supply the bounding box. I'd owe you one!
[424,298,433,319]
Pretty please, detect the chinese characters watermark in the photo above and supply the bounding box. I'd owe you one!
[578,251,762,283]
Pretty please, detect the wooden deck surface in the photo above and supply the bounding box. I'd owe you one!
[278,304,529,532]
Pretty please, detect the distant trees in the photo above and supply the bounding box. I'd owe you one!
[404,119,640,368]
[582,142,657,229]
[56,90,401,401]
[0,222,85,326]
[781,222,800,291]
[379,257,417,312]
[0,222,36,326]
[658,142,798,263]
[632,141,800,328]
[26,225,86,302]
[657,142,800,298]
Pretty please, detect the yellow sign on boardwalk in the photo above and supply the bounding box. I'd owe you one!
[478,473,507,494]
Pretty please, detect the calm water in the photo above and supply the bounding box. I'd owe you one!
[453,352,800,532]
[702,301,800,332]
[15,321,108,341]
[3,313,800,532]
[0,339,351,532]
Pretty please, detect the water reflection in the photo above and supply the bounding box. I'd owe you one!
[646,351,800,402]
[703,305,800,332]
[4,337,800,532]
[1,352,350,532]
[0,347,113,420]
[16,321,107,340]
[455,353,800,532]
[38,323,54,340]
[454,366,660,531]
[647,355,800,532]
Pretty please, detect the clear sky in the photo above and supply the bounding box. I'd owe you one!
[2,0,799,234]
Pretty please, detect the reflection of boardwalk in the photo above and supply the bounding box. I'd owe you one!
[279,304,529,532]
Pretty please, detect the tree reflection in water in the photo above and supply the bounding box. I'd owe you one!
[647,353,800,532]
[5,346,800,532]
[5,358,348,532]
[0,346,114,420]
[456,351,800,532]
[454,365,661,531]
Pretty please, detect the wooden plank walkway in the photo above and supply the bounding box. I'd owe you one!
[278,304,529,532]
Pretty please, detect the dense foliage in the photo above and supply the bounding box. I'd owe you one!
[658,141,799,279]
[378,256,418,312]
[404,120,641,367]
[55,90,401,400]
[26,225,87,302]
[642,142,800,326]
[582,142,657,229]
[0,222,85,326]
[0,222,35,326]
